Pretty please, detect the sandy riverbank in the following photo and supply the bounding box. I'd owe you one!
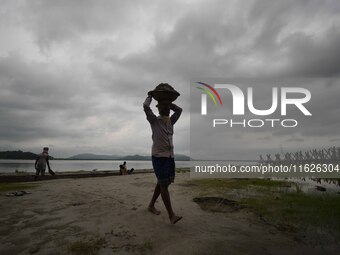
[0,172,337,255]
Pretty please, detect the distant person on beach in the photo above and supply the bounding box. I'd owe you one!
[119,161,128,175]
[35,147,54,177]
[119,161,134,175]
[143,93,183,224]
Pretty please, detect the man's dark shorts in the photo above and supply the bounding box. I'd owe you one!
[152,156,175,186]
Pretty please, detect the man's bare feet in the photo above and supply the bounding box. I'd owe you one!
[148,206,161,215]
[170,215,182,224]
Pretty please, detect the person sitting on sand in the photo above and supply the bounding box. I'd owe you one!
[119,162,134,175]
[143,93,183,224]
[120,161,129,175]
[35,147,54,178]
[119,164,127,175]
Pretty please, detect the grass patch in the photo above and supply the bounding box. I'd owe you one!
[189,178,340,243]
[189,178,289,190]
[243,192,340,232]
[139,240,153,254]
[0,183,38,193]
[176,167,190,173]
[67,237,105,255]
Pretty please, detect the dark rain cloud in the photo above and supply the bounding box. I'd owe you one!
[0,0,339,158]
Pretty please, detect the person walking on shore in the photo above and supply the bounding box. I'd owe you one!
[143,93,183,224]
[35,147,54,178]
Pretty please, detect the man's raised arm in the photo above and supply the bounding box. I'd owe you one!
[143,95,157,123]
[170,103,182,125]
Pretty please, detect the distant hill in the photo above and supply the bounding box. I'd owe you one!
[172,154,191,161]
[67,153,190,161]
[67,153,120,160]
[0,150,54,160]
[120,154,150,160]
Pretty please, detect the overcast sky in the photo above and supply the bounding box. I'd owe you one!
[0,0,340,159]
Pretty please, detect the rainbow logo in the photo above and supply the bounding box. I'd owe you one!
[196,82,223,115]
[196,82,223,106]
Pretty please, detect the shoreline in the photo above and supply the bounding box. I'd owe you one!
[0,170,151,183]
[0,168,190,183]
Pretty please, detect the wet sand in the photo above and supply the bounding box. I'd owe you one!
[0,172,336,255]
